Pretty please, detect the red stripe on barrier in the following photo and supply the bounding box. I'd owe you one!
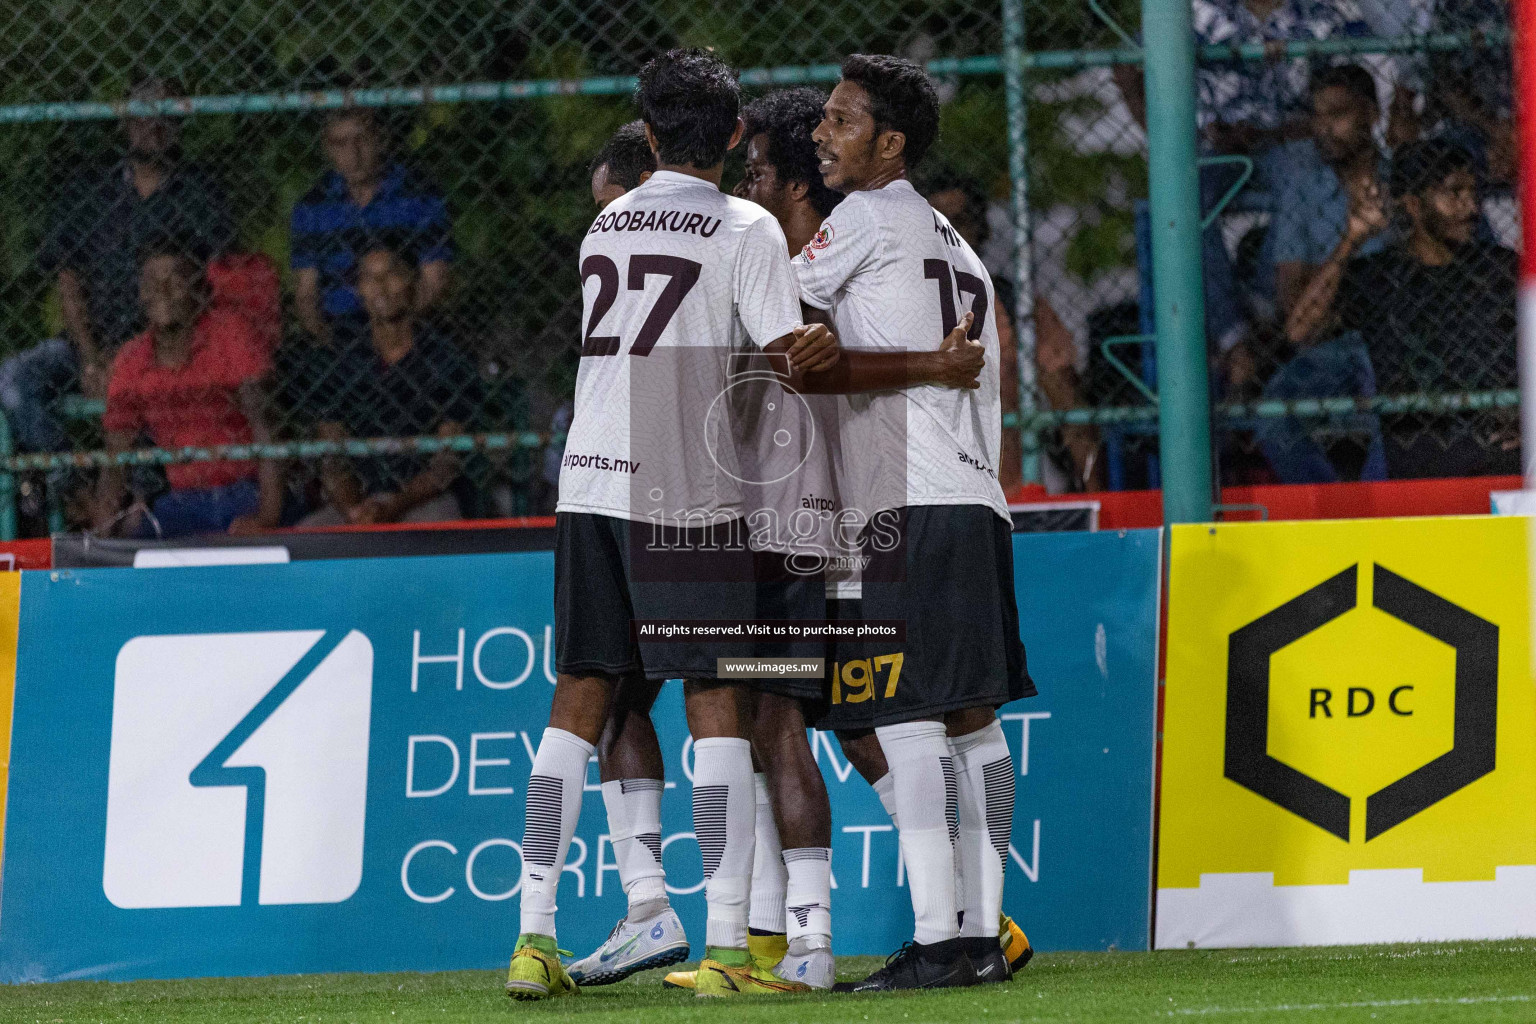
[1007,476,1522,529]
[0,539,54,571]
[285,515,557,535]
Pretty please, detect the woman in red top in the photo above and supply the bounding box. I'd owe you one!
[94,244,284,538]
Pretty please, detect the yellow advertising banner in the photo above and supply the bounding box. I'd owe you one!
[1159,516,1536,948]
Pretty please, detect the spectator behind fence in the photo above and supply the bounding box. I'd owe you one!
[303,247,481,526]
[1282,138,1518,478]
[94,244,282,538]
[1428,0,1514,186]
[1113,1,1377,360]
[1,76,234,453]
[1272,64,1390,320]
[1253,65,1393,483]
[1189,0,1373,156]
[924,168,1102,491]
[291,108,453,347]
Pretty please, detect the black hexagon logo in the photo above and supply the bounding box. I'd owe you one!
[1224,563,1498,842]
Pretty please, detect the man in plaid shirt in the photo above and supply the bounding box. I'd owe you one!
[1193,0,1373,155]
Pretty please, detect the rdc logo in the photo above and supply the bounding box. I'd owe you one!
[103,630,373,908]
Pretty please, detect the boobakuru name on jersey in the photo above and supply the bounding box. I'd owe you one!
[557,169,804,527]
[587,207,725,237]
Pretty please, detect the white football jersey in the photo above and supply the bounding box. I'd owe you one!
[792,178,1010,522]
[559,171,803,524]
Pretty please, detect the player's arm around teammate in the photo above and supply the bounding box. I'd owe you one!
[785,56,1035,992]
[507,50,843,1003]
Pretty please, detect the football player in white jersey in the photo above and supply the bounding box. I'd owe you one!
[793,55,1038,992]
[556,120,694,990]
[506,49,842,1001]
[567,93,991,995]
[736,89,1034,987]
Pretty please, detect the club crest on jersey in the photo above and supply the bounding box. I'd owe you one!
[801,224,834,261]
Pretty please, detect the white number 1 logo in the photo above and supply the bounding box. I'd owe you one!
[103,630,373,909]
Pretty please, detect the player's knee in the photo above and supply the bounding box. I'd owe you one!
[683,679,752,739]
[549,673,618,745]
[836,728,890,785]
[596,714,621,765]
[752,693,807,750]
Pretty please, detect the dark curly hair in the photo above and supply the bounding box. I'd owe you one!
[741,88,842,218]
[635,48,741,169]
[839,53,940,167]
[1309,63,1379,111]
[590,120,657,191]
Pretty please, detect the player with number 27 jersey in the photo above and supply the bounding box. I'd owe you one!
[559,170,802,523]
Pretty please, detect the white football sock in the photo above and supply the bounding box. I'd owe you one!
[783,847,833,945]
[749,773,788,934]
[692,736,756,950]
[876,721,960,945]
[600,777,668,913]
[872,770,900,829]
[518,727,594,939]
[951,720,1015,938]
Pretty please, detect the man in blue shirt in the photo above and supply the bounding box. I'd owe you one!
[1257,63,1393,483]
[1271,63,1390,318]
[290,108,452,347]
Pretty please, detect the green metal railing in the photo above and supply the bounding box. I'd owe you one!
[0,28,1500,127]
[0,9,1514,539]
[5,388,1510,470]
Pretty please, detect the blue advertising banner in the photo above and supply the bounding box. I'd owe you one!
[0,529,1159,982]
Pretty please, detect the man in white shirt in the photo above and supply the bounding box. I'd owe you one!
[793,55,1037,992]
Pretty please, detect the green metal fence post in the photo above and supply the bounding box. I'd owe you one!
[1142,0,1214,523]
[1002,0,1040,485]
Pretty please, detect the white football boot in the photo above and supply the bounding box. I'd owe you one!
[772,934,835,990]
[565,904,690,986]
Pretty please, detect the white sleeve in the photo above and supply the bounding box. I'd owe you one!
[791,195,880,311]
[734,214,803,350]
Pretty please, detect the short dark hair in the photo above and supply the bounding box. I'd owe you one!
[921,166,990,246]
[591,120,658,191]
[741,88,842,218]
[635,48,741,169]
[1390,137,1476,199]
[1309,63,1379,111]
[839,54,940,167]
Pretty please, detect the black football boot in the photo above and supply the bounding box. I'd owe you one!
[832,938,978,992]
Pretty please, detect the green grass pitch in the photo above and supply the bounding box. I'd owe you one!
[2,942,1532,1023]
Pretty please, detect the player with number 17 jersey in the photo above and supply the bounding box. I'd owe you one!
[558,172,802,525]
[795,178,1008,523]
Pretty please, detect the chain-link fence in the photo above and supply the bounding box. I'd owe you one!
[0,0,1026,539]
[1013,1,1517,493]
[0,1,1520,540]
